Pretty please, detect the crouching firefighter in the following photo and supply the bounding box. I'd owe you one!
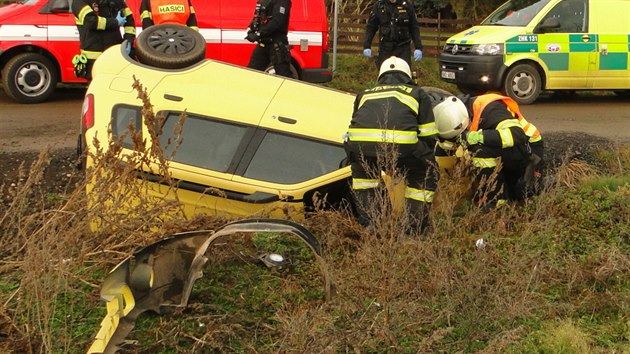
[432,93,544,209]
[345,57,440,236]
[245,0,292,78]
[71,0,136,81]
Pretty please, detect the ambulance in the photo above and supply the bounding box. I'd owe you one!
[0,0,332,103]
[439,0,630,104]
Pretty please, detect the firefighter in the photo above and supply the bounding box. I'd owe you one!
[139,0,199,30]
[362,0,423,68]
[71,0,136,81]
[345,56,439,236]
[244,0,292,78]
[432,93,544,209]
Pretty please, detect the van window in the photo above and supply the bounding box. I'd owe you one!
[243,132,346,184]
[112,105,142,149]
[538,0,587,33]
[483,0,552,26]
[160,113,249,173]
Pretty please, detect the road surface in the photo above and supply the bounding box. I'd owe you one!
[1,87,629,153]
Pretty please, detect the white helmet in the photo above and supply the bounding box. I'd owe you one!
[433,96,470,139]
[378,56,412,80]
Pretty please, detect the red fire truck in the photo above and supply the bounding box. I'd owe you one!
[0,0,332,103]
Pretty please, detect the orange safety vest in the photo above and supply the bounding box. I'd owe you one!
[150,0,190,25]
[470,93,541,142]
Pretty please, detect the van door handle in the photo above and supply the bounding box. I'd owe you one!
[581,34,590,42]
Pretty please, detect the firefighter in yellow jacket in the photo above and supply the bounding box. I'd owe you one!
[432,93,544,208]
[345,56,439,235]
[71,0,136,80]
[139,0,199,30]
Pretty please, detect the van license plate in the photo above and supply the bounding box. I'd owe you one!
[441,71,455,80]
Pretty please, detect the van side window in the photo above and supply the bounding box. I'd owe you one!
[160,113,249,173]
[539,0,587,33]
[243,131,346,184]
[112,105,142,149]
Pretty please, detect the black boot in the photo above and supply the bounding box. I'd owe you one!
[406,200,431,237]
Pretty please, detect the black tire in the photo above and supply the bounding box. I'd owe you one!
[264,63,300,79]
[1,53,57,104]
[502,64,542,105]
[135,24,206,69]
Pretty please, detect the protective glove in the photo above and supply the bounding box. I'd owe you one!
[124,42,131,56]
[466,130,484,145]
[413,49,423,61]
[116,11,126,26]
[362,48,372,58]
[245,30,260,43]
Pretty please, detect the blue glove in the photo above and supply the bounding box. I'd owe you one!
[413,49,422,61]
[125,42,131,55]
[116,11,126,26]
[363,48,372,58]
[466,130,484,145]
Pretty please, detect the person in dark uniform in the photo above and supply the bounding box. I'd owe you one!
[139,0,199,30]
[245,0,292,78]
[345,56,439,236]
[362,0,423,68]
[432,93,544,209]
[71,0,136,81]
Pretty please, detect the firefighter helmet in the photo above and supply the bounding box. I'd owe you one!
[378,56,412,80]
[433,96,470,139]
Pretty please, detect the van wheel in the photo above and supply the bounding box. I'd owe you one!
[264,63,300,79]
[502,64,541,105]
[2,53,57,104]
[135,24,206,69]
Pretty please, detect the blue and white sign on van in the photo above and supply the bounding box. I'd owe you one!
[464,29,479,36]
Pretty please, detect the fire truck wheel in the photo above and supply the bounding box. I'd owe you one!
[135,24,206,69]
[1,53,58,104]
[264,63,300,80]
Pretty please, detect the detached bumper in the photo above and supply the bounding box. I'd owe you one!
[438,53,506,91]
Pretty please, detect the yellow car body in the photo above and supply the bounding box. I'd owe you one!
[82,44,457,222]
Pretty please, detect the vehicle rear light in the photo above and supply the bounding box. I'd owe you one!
[82,93,94,134]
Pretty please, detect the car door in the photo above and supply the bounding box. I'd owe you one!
[586,0,630,89]
[535,0,590,89]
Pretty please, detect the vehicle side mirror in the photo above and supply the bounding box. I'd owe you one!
[535,17,560,33]
[50,0,70,14]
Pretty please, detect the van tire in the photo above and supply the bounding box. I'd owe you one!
[502,64,541,105]
[135,24,206,69]
[2,53,57,104]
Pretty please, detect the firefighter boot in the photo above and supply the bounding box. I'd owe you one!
[354,188,376,231]
[405,199,431,237]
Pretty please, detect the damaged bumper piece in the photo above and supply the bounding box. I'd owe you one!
[87,218,333,353]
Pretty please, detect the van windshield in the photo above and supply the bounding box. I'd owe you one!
[482,0,552,26]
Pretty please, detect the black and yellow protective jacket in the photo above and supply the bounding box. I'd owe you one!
[347,72,438,157]
[363,0,422,49]
[72,0,136,60]
[249,0,291,45]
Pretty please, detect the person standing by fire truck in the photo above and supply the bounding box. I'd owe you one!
[245,0,292,78]
[71,0,136,80]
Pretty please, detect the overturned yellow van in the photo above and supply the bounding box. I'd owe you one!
[439,0,630,104]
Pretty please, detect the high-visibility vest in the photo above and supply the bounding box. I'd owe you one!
[470,94,542,143]
[150,0,190,25]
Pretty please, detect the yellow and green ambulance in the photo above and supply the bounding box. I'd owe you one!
[439,0,630,104]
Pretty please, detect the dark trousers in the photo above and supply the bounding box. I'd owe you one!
[469,144,534,205]
[376,41,412,68]
[349,151,438,233]
[247,41,292,78]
